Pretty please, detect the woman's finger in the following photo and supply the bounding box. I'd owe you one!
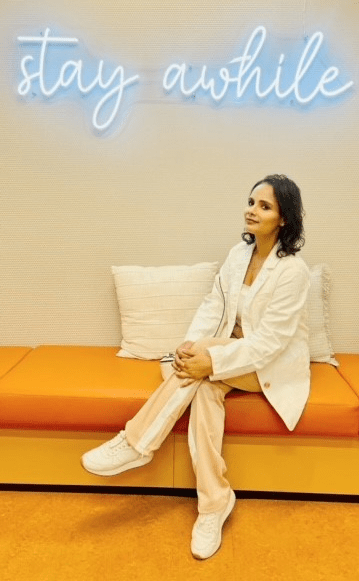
[181,349,194,356]
[174,353,184,368]
[172,357,183,371]
[175,369,191,379]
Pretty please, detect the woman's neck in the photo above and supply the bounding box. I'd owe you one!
[253,235,278,259]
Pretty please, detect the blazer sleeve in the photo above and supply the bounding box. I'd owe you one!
[207,261,310,380]
[183,247,233,342]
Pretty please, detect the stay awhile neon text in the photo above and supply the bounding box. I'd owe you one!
[17,26,354,133]
[17,28,140,131]
[163,26,354,104]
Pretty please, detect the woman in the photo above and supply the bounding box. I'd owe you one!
[82,174,311,560]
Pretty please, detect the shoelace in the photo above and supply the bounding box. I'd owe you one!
[196,513,218,535]
[108,431,127,449]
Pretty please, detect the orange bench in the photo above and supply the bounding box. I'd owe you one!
[1,346,359,495]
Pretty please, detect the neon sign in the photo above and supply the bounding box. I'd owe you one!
[17,26,354,134]
[17,28,139,131]
[163,26,354,104]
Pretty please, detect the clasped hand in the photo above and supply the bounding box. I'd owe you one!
[172,341,213,387]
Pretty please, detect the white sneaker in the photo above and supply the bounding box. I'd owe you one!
[81,430,153,476]
[191,490,236,559]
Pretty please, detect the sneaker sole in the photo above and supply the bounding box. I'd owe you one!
[191,489,236,560]
[81,453,153,477]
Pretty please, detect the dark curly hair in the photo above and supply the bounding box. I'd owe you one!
[242,174,305,257]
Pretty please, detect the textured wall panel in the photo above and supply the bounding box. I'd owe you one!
[1,0,358,352]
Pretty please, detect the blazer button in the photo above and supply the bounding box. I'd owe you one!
[264,382,271,389]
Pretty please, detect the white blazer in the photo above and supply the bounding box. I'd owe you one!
[184,241,311,431]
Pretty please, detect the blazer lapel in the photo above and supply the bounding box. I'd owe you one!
[226,243,254,332]
[226,242,281,335]
[245,242,281,304]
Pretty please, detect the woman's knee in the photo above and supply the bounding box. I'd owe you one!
[190,337,236,356]
[196,380,231,405]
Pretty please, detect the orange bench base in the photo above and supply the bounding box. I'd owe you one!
[2,429,359,495]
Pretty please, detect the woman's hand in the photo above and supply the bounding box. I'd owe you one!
[172,342,196,387]
[173,341,194,372]
[173,343,213,386]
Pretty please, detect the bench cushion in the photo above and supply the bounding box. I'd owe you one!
[336,354,359,397]
[0,347,32,379]
[0,346,162,431]
[0,347,358,436]
[226,361,359,436]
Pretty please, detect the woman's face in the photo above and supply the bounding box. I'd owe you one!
[244,183,283,241]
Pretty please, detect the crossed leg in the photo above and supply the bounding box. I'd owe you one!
[125,335,261,513]
[83,334,262,558]
[184,336,261,512]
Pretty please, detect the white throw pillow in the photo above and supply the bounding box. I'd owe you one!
[112,262,219,360]
[308,264,338,366]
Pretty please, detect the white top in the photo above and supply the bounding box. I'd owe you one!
[236,283,250,323]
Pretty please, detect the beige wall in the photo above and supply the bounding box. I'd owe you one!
[1,0,358,352]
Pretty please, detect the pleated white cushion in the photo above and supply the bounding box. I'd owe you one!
[112,262,219,359]
[308,264,338,366]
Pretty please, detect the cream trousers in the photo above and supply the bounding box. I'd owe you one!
[125,328,261,514]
